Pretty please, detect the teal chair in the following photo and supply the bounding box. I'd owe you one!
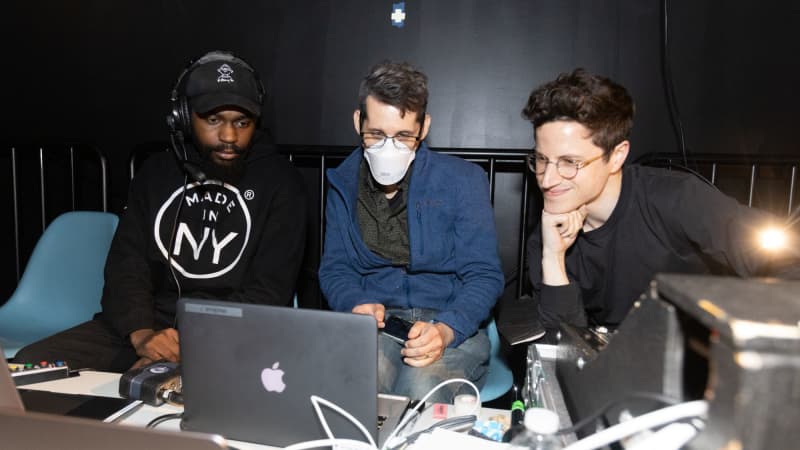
[0,211,118,358]
[480,318,514,402]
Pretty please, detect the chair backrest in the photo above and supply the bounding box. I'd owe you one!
[0,211,118,357]
[480,318,514,402]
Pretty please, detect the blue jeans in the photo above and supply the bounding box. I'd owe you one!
[379,308,489,403]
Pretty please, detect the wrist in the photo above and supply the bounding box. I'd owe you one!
[541,253,569,286]
[433,322,455,347]
[541,247,566,260]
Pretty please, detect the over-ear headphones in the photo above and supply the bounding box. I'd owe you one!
[165,50,266,182]
[166,50,266,143]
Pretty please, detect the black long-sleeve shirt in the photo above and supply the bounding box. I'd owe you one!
[528,164,798,329]
[100,138,308,338]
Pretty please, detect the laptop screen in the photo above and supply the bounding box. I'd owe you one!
[178,299,379,447]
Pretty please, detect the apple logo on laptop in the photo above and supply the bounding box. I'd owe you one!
[261,362,286,393]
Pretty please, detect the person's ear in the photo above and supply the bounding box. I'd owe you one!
[353,109,362,135]
[418,113,431,142]
[609,140,630,173]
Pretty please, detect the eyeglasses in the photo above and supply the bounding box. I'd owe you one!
[361,131,421,149]
[526,151,605,179]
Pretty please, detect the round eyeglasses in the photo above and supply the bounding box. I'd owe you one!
[526,152,605,179]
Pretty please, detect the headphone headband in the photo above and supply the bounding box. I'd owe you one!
[169,50,266,104]
[167,50,266,142]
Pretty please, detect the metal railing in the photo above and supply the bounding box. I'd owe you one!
[124,147,800,304]
[635,153,799,216]
[4,143,109,283]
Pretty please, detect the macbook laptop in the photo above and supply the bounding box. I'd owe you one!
[178,299,408,448]
[1,345,228,449]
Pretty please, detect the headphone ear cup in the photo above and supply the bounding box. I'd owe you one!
[167,98,180,136]
[178,95,192,140]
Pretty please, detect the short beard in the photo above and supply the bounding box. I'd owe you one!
[196,143,250,184]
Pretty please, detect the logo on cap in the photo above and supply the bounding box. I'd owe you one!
[217,63,235,83]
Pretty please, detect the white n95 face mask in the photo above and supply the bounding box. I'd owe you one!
[363,139,416,185]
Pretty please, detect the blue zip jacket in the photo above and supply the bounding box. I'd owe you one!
[319,143,504,347]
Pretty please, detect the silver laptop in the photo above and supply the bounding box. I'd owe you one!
[0,409,231,450]
[0,345,228,449]
[178,299,407,448]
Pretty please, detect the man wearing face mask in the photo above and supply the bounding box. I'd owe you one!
[319,61,504,403]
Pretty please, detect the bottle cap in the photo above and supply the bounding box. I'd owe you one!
[523,407,560,434]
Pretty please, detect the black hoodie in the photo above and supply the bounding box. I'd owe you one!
[100,136,307,338]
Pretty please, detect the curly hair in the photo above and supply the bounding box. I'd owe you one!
[358,61,428,122]
[522,68,634,156]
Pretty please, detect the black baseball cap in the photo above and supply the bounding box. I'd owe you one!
[185,56,262,117]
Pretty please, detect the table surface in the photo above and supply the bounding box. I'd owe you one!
[23,370,511,449]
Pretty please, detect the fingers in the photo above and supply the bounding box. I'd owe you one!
[559,210,580,240]
[406,321,425,340]
[542,208,587,251]
[403,352,439,368]
[352,303,386,327]
[402,323,446,367]
[137,328,180,362]
[558,209,584,237]
[374,306,386,328]
[352,304,372,315]
[130,357,154,370]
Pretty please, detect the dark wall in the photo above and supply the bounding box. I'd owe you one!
[5,1,798,189]
[666,2,800,156]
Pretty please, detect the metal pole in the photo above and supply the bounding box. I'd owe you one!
[12,147,21,281]
[39,147,46,231]
[517,167,530,298]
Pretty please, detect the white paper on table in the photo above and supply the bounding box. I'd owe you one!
[408,427,511,450]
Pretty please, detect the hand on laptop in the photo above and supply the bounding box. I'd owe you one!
[352,303,386,328]
[129,328,180,367]
[401,322,454,367]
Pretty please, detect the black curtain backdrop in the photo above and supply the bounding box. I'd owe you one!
[4,1,798,198]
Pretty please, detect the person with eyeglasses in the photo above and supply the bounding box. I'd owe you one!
[523,68,799,331]
[319,61,504,403]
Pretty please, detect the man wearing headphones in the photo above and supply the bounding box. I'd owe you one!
[523,69,799,331]
[15,51,307,371]
[319,61,504,403]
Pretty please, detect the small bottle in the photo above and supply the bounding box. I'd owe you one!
[508,407,561,450]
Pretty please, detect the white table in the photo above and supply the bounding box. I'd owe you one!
[23,371,510,449]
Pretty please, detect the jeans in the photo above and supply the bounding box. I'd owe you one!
[379,308,489,403]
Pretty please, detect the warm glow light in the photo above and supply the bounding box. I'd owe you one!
[759,227,788,250]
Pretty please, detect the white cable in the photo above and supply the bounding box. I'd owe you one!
[562,400,708,450]
[380,378,480,450]
[625,422,701,450]
[283,438,377,450]
[308,395,377,449]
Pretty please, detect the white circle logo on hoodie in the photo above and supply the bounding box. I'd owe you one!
[154,180,252,279]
